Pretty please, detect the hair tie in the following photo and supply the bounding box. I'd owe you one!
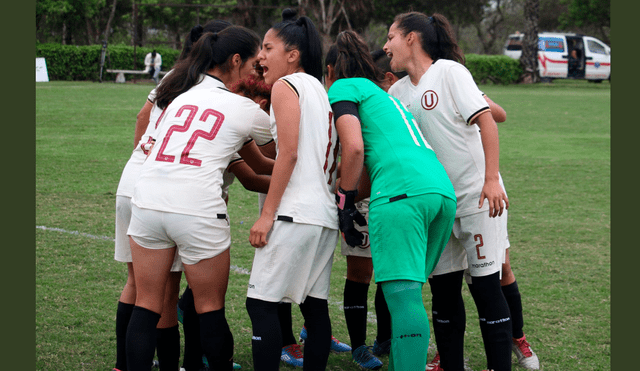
[296,18,305,26]
[212,32,218,41]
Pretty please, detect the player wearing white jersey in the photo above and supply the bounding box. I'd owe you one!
[245,9,339,371]
[124,26,268,371]
[385,12,512,371]
[112,21,234,371]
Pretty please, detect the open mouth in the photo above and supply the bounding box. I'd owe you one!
[253,62,265,78]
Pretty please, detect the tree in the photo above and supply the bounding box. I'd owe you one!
[559,0,610,44]
[520,0,540,83]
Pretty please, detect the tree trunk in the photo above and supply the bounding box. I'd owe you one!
[520,0,540,83]
[103,0,118,44]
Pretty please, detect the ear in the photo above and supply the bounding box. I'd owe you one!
[386,72,400,85]
[232,53,242,67]
[326,65,336,81]
[406,31,418,46]
[287,49,301,64]
[257,98,269,112]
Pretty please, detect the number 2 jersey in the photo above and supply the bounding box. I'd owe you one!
[131,75,272,219]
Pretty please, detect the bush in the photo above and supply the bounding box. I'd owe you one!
[36,43,181,81]
[465,54,523,85]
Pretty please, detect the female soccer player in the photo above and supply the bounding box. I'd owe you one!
[246,8,340,371]
[113,20,234,371]
[325,30,456,371]
[384,12,512,371]
[125,26,272,371]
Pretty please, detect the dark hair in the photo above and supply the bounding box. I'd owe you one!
[178,20,233,61]
[231,75,273,111]
[154,26,261,109]
[325,30,384,84]
[270,8,324,82]
[151,50,157,58]
[370,49,408,79]
[393,12,465,64]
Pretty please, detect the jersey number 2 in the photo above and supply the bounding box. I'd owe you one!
[155,105,225,167]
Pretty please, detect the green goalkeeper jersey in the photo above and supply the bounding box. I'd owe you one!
[328,77,455,208]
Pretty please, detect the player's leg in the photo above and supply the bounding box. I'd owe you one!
[114,195,135,371]
[183,248,234,370]
[178,286,206,371]
[344,255,373,351]
[299,296,332,371]
[115,263,136,371]
[427,216,468,371]
[501,249,540,370]
[278,302,304,367]
[462,212,512,371]
[155,271,182,371]
[126,236,176,370]
[372,283,392,356]
[246,298,282,370]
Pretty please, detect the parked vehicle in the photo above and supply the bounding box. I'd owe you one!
[504,32,611,82]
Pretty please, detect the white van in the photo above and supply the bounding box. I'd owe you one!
[504,32,611,82]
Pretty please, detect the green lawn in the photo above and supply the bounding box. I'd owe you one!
[36,79,610,371]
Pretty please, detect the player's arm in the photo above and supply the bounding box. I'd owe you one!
[474,111,509,217]
[250,81,300,248]
[134,100,154,148]
[228,160,271,194]
[237,140,275,175]
[484,94,507,123]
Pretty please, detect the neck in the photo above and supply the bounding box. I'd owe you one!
[208,68,233,88]
[406,50,433,86]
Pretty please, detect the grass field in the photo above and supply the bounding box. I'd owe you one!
[35,79,610,371]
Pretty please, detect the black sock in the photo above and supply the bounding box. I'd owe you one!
[299,296,331,371]
[199,308,234,371]
[277,302,297,347]
[156,325,180,371]
[374,283,392,343]
[428,271,466,371]
[115,301,135,371]
[246,298,281,371]
[468,272,512,371]
[343,279,369,350]
[180,287,204,371]
[126,306,161,371]
[502,281,524,339]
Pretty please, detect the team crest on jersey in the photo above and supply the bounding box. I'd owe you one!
[421,90,438,110]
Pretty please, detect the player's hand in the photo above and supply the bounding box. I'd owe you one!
[250,215,273,248]
[479,179,509,218]
[336,188,367,247]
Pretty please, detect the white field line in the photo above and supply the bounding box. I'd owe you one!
[37,225,381,323]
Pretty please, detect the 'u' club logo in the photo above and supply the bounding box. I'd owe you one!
[421,90,438,110]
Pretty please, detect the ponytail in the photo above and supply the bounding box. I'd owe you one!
[271,8,324,82]
[393,12,465,65]
[325,30,384,83]
[178,20,233,61]
[154,26,260,109]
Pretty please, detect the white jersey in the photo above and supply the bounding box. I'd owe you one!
[132,75,272,219]
[115,88,166,198]
[388,59,492,217]
[269,72,339,229]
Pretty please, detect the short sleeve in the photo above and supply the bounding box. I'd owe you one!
[249,108,273,146]
[328,79,363,106]
[445,64,489,124]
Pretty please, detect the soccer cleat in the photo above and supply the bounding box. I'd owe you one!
[372,338,391,356]
[281,344,304,367]
[202,355,242,370]
[233,362,242,369]
[299,326,352,353]
[352,345,383,370]
[425,352,440,371]
[512,334,540,370]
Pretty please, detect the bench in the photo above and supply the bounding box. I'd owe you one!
[106,69,167,83]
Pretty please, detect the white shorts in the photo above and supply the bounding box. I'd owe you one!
[340,199,372,258]
[430,209,508,278]
[247,221,339,304]
[115,197,183,271]
[127,205,230,266]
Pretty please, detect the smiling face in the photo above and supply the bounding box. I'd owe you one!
[257,29,299,85]
[383,22,411,73]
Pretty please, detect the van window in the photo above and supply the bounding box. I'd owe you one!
[538,37,565,52]
[587,40,608,55]
[506,36,523,51]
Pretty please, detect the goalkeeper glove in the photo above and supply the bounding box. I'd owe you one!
[336,187,367,247]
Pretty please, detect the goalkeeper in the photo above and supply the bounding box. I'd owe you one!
[326,30,457,370]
